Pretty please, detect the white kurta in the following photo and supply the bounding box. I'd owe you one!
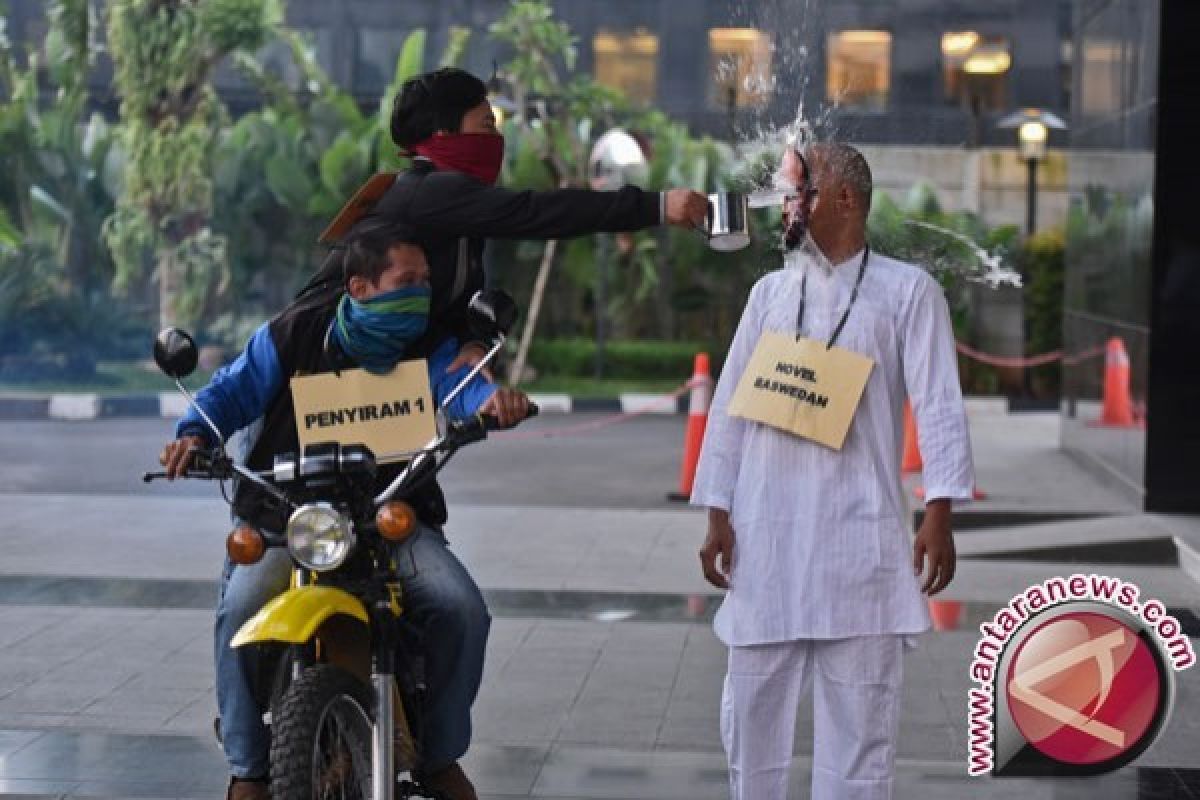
[691,247,975,646]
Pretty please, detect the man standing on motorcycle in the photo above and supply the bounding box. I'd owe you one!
[161,231,526,800]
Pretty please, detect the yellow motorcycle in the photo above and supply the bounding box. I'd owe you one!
[145,291,532,800]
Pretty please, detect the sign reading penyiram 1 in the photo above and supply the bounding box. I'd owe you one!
[728,332,875,450]
[290,360,436,461]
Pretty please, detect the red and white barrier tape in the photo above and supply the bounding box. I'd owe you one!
[493,378,702,440]
[954,342,1108,369]
[497,340,1112,441]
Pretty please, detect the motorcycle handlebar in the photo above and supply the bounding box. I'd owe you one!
[142,448,234,483]
[146,402,539,487]
[480,401,540,432]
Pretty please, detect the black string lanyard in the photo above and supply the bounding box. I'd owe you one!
[795,246,870,349]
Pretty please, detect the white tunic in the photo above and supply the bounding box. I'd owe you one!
[691,247,976,646]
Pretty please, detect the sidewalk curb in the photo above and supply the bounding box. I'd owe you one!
[0,391,688,420]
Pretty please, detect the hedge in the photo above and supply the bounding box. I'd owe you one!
[525,338,723,381]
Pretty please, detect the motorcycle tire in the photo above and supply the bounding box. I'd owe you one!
[270,664,374,800]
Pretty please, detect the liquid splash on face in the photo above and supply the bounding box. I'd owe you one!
[718,0,1021,288]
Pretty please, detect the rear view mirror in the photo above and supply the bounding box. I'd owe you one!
[467,289,519,340]
[153,328,198,380]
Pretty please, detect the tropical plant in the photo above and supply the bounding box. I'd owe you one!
[0,0,145,379]
[206,25,470,349]
[1064,187,1153,325]
[491,0,748,380]
[865,182,1024,394]
[1021,227,1065,396]
[103,0,282,330]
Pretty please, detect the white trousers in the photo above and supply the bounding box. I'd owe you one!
[720,635,904,800]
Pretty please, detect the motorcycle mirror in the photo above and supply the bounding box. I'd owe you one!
[467,289,519,340]
[153,328,199,379]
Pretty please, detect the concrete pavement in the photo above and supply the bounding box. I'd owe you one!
[0,410,1197,798]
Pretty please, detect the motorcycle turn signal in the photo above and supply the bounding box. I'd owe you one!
[376,502,417,542]
[227,525,267,565]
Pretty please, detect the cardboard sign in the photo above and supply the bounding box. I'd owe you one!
[728,332,874,450]
[290,360,435,462]
[318,172,398,244]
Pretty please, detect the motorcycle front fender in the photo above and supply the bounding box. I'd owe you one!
[231,585,368,648]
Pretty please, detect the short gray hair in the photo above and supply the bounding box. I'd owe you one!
[804,142,873,217]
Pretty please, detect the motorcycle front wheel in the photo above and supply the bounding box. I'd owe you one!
[270,664,374,800]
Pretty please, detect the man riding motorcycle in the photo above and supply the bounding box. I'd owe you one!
[161,230,528,800]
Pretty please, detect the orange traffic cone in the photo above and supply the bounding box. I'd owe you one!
[901,401,922,473]
[668,353,713,502]
[928,599,965,631]
[1100,336,1134,427]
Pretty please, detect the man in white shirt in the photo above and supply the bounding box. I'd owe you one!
[692,142,975,800]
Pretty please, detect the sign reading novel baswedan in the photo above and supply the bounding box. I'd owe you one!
[290,360,435,461]
[728,332,875,450]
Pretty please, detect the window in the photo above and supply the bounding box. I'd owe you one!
[1079,39,1124,116]
[942,31,1011,111]
[826,30,891,110]
[593,28,659,105]
[709,28,774,109]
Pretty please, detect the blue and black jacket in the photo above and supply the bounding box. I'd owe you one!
[177,289,495,532]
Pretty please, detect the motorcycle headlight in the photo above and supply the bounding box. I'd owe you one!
[286,503,354,571]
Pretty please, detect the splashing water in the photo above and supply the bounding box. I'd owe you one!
[716,0,1022,289]
[903,220,1023,288]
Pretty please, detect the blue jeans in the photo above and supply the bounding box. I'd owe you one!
[214,525,492,779]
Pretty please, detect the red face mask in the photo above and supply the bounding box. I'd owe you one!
[411,133,505,185]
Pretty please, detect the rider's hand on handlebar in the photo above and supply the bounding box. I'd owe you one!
[446,341,493,381]
[480,388,530,429]
[160,435,205,480]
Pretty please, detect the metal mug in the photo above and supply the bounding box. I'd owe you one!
[701,192,751,252]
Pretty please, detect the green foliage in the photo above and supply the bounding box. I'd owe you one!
[0,208,17,248]
[866,183,1027,394]
[208,24,470,348]
[1021,227,1065,396]
[0,235,150,380]
[491,0,757,352]
[490,2,576,96]
[104,0,282,328]
[867,185,1020,293]
[1064,187,1153,324]
[44,0,94,89]
[0,1,142,378]
[527,338,720,381]
[200,0,281,55]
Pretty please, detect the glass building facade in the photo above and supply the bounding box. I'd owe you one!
[1061,0,1158,499]
[1063,0,1200,513]
[4,0,1073,147]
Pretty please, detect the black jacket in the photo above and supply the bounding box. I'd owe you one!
[298,158,663,348]
[232,290,449,533]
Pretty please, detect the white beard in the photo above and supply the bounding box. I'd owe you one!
[784,233,833,276]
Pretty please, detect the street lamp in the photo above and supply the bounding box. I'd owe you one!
[998,108,1067,236]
